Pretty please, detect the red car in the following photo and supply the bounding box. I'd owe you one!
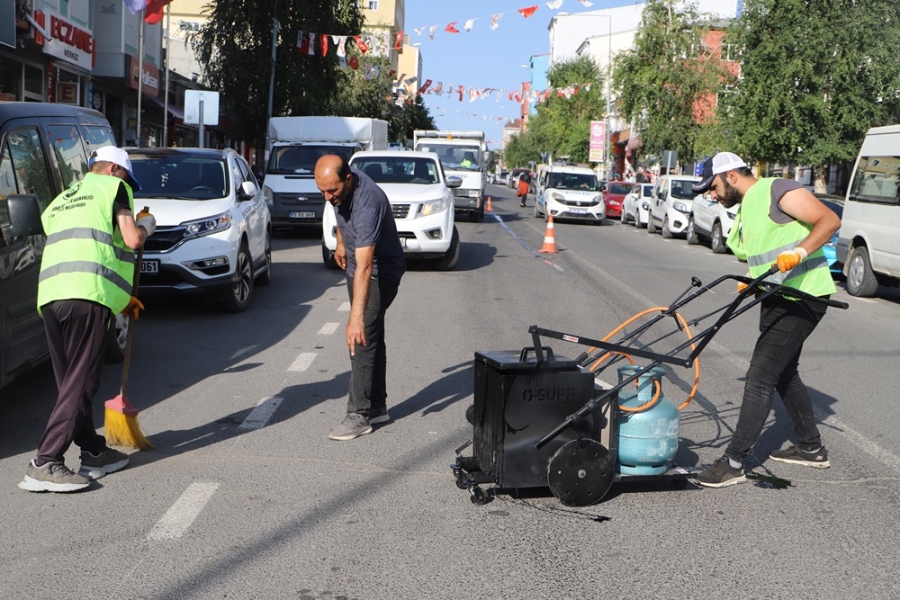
[603,181,637,219]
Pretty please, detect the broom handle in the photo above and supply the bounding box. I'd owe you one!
[119,206,150,397]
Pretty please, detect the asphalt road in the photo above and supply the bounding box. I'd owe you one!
[2,184,900,599]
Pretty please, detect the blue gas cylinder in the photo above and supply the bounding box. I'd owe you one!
[615,365,680,475]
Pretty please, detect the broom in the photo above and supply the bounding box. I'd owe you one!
[105,207,154,450]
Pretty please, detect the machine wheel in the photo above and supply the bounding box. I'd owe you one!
[846,246,879,297]
[465,404,475,425]
[435,226,460,271]
[661,215,674,239]
[685,217,700,245]
[322,240,339,270]
[469,485,491,505]
[711,221,727,254]
[647,215,658,234]
[547,438,615,507]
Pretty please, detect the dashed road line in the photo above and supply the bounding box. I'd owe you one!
[338,301,351,312]
[287,352,317,372]
[318,322,340,335]
[147,482,220,541]
[239,396,283,430]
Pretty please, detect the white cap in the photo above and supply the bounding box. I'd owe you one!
[692,151,748,193]
[89,146,141,191]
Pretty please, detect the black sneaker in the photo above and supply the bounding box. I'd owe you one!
[369,406,390,425]
[19,460,90,493]
[695,456,747,488]
[769,445,830,469]
[78,448,130,480]
[328,413,373,441]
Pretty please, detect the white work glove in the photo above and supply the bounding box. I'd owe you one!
[136,214,157,237]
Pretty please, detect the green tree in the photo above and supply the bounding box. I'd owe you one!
[613,0,730,164]
[721,0,900,190]
[192,0,363,146]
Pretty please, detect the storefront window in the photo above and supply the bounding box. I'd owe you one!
[0,62,21,102]
[23,64,43,101]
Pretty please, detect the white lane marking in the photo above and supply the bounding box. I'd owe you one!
[338,302,351,312]
[147,482,220,541]
[239,396,283,430]
[318,322,339,335]
[287,352,317,372]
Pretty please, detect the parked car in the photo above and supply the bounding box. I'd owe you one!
[622,183,654,227]
[686,191,737,253]
[509,167,529,189]
[814,193,845,276]
[533,164,605,224]
[322,151,461,270]
[648,174,702,238]
[495,170,510,186]
[127,148,273,313]
[0,103,129,390]
[602,181,636,219]
[837,124,900,296]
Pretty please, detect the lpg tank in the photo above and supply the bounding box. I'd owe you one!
[615,365,680,475]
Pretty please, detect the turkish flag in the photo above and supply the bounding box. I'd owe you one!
[349,56,360,70]
[297,31,310,55]
[517,5,538,18]
[144,0,175,24]
[355,35,369,53]
[394,31,403,49]
[320,34,329,56]
[445,22,460,34]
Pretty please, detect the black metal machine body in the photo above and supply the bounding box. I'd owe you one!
[453,267,849,506]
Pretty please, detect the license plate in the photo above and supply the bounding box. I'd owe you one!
[569,208,587,214]
[288,211,315,219]
[140,260,159,274]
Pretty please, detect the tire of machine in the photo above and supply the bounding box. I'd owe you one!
[465,404,475,425]
[547,438,615,507]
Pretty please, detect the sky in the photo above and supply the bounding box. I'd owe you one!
[404,0,639,149]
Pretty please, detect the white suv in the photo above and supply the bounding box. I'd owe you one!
[687,192,736,253]
[128,148,272,312]
[533,164,605,224]
[322,151,462,270]
[648,174,701,238]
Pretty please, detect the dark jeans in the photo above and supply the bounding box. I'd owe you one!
[346,275,400,417]
[726,295,828,463]
[37,300,110,465]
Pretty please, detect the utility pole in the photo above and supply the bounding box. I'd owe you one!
[265,0,280,165]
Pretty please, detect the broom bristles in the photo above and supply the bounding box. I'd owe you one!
[105,406,154,450]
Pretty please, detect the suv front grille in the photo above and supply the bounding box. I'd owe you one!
[391,204,411,219]
[144,226,188,252]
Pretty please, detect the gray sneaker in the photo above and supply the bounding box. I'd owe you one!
[328,413,373,441]
[78,448,130,480]
[19,460,90,493]
[369,406,390,425]
[769,444,830,469]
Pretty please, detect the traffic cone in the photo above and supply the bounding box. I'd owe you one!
[539,215,558,253]
[486,196,493,212]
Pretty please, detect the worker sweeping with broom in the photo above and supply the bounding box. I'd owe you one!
[19,147,155,493]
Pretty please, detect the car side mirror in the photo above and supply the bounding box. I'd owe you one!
[446,175,463,189]
[239,180,258,199]
[5,195,44,238]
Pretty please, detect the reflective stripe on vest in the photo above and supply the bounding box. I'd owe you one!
[45,227,136,264]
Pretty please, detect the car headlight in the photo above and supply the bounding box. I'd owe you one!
[641,201,650,210]
[263,185,274,206]
[673,201,689,213]
[551,192,566,201]
[183,212,232,239]
[592,195,602,205]
[420,199,447,216]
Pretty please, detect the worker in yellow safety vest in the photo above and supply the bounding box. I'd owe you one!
[690,152,841,488]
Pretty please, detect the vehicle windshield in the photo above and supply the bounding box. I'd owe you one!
[608,183,636,195]
[671,180,698,200]
[417,144,480,170]
[352,157,441,184]
[548,173,598,190]
[130,154,229,200]
[268,144,354,176]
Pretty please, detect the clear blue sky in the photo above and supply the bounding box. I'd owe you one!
[404,0,637,149]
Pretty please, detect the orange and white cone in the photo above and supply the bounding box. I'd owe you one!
[486,196,493,212]
[539,215,558,253]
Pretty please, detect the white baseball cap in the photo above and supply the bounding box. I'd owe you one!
[89,146,142,191]
[692,151,747,193]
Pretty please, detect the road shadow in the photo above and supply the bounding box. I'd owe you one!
[390,360,473,421]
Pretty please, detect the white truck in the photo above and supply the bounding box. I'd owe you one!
[413,130,490,222]
[263,116,388,228]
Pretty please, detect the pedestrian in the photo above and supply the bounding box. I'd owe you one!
[635,168,648,183]
[19,147,155,493]
[517,170,531,207]
[690,152,841,488]
[314,155,406,441]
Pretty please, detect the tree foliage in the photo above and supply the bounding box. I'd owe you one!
[721,0,900,179]
[613,0,731,163]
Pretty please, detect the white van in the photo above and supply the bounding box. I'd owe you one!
[533,164,605,224]
[837,125,900,296]
[648,174,701,238]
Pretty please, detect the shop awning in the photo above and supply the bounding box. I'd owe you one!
[142,94,185,120]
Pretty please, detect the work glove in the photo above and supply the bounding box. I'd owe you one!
[122,296,144,320]
[737,282,749,293]
[136,212,156,237]
[775,247,808,273]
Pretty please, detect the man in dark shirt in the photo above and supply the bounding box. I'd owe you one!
[315,155,406,440]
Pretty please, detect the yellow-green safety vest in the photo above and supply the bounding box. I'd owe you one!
[37,172,136,314]
[726,178,836,297]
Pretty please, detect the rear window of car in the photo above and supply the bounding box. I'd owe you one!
[608,183,635,195]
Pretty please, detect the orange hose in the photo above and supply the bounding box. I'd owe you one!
[585,307,700,411]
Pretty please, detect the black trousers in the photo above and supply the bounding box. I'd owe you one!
[36,300,110,465]
[345,276,400,417]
